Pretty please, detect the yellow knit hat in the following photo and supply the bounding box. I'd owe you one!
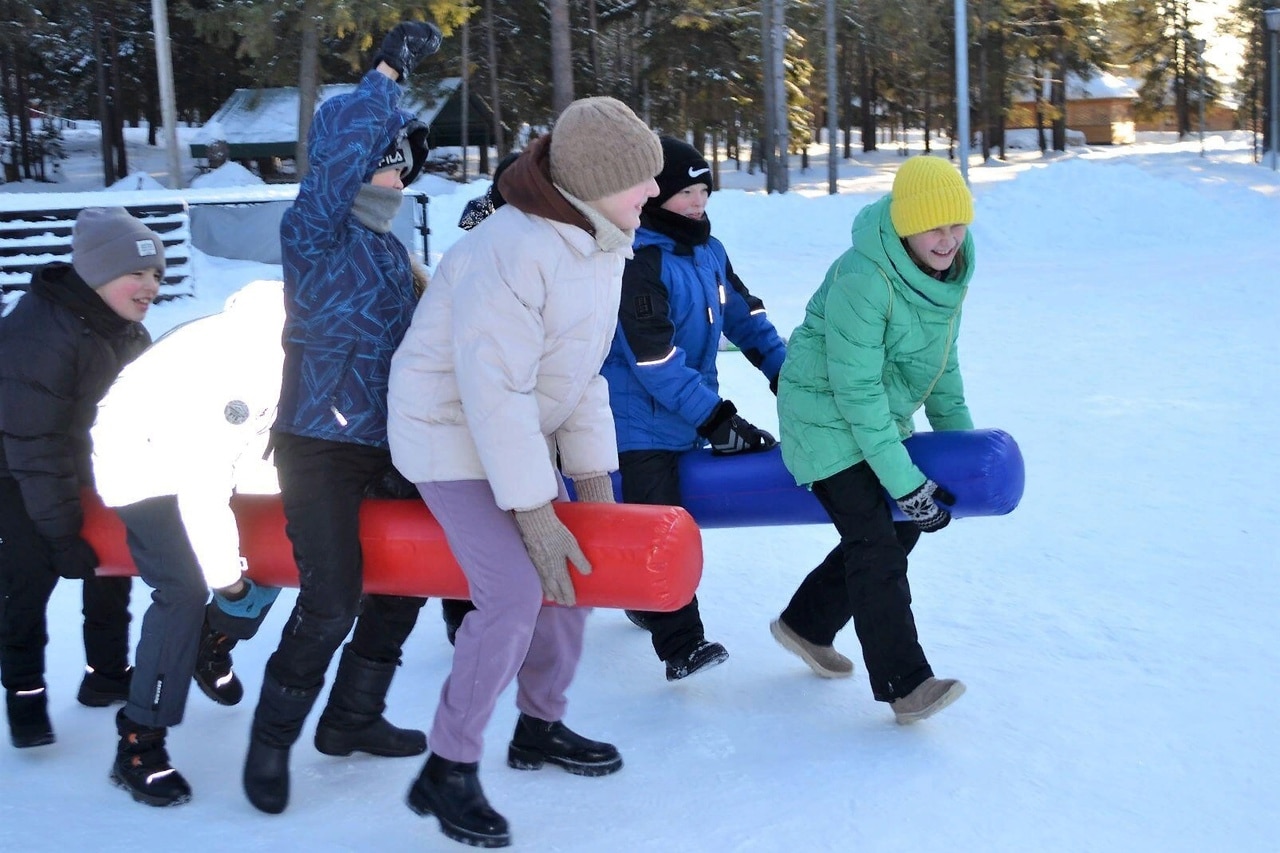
[889,156,974,237]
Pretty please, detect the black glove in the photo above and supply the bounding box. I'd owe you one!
[48,535,99,580]
[769,374,779,396]
[895,479,956,533]
[375,20,443,80]
[365,464,419,500]
[697,400,776,455]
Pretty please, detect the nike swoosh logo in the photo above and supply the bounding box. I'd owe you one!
[688,167,710,178]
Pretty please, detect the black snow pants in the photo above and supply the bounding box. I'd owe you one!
[779,460,933,702]
[619,449,708,662]
[0,477,131,692]
[260,432,426,694]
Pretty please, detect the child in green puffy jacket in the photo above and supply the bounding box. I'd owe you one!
[772,155,975,725]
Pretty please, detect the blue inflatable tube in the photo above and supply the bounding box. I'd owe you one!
[573,428,1024,529]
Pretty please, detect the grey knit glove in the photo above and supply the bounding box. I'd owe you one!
[573,474,616,504]
[513,503,592,606]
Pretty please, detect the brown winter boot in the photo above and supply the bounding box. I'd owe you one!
[769,618,854,678]
[890,677,966,725]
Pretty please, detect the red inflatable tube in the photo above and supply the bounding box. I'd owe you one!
[83,493,702,612]
[569,428,1025,528]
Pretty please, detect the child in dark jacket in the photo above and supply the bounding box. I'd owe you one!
[241,21,441,816]
[772,155,975,724]
[600,136,786,681]
[0,207,160,748]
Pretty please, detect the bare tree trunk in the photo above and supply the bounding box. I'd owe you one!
[860,37,876,153]
[295,0,322,179]
[1051,39,1066,152]
[979,38,991,162]
[108,19,127,179]
[461,20,469,182]
[771,0,788,192]
[92,7,114,186]
[825,0,837,194]
[586,0,599,86]
[549,0,573,114]
[760,0,775,186]
[485,0,505,156]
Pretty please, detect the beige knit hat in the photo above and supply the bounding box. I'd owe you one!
[889,156,974,237]
[549,97,663,202]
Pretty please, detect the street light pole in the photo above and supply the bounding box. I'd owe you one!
[1266,8,1280,171]
[954,0,970,184]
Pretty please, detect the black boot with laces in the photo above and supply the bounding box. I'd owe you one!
[110,709,192,807]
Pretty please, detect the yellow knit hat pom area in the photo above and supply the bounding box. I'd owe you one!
[889,156,974,237]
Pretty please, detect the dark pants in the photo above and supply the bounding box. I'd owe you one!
[262,432,425,694]
[117,496,209,728]
[779,461,931,702]
[0,477,131,692]
[619,450,707,662]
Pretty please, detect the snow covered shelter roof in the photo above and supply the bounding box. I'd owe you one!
[189,77,496,161]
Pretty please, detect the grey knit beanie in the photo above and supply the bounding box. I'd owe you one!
[71,207,165,289]
[549,97,663,202]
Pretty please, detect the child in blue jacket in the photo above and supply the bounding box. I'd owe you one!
[601,137,786,680]
[241,21,440,815]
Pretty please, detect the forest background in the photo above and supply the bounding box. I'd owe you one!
[0,0,1275,190]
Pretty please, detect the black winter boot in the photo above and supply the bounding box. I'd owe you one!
[507,713,622,777]
[664,639,729,681]
[6,687,55,748]
[243,672,321,815]
[193,623,244,706]
[110,709,192,807]
[406,753,510,848]
[77,666,133,707]
[314,645,426,758]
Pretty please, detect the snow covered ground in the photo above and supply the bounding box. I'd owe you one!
[1,124,1277,851]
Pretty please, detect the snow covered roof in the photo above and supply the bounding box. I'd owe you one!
[189,78,464,158]
[1012,70,1140,102]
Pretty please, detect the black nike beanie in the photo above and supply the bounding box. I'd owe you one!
[648,136,713,211]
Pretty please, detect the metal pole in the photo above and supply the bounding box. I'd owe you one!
[150,0,183,188]
[954,0,970,183]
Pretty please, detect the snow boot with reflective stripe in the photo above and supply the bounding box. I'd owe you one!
[110,708,191,807]
[6,687,55,748]
[193,622,243,706]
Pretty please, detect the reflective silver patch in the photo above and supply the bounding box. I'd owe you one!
[224,400,250,425]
